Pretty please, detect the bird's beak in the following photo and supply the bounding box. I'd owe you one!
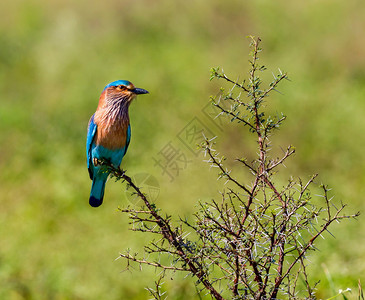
[133,88,149,95]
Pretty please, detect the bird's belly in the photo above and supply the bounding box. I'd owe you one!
[92,144,125,167]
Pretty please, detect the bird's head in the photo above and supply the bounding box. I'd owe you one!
[102,80,149,104]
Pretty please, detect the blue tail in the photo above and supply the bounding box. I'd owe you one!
[89,177,107,207]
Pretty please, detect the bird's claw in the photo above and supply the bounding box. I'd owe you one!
[93,158,101,166]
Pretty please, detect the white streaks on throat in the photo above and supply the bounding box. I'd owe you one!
[99,96,130,131]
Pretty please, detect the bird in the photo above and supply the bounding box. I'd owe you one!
[86,80,149,207]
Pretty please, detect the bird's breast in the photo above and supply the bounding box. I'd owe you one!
[94,110,129,150]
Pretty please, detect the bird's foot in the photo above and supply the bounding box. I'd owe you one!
[93,157,101,166]
[93,158,112,167]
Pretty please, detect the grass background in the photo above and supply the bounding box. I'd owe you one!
[1,0,364,298]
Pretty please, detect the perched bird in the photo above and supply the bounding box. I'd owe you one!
[86,80,149,207]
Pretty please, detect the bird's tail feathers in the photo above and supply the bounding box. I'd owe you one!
[89,178,106,207]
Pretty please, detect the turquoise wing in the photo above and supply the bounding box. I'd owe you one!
[87,114,97,179]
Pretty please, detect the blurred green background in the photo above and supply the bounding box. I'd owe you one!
[1,0,364,299]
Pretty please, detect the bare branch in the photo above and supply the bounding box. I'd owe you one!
[119,253,188,272]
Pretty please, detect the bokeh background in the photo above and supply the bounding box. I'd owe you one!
[1,0,364,299]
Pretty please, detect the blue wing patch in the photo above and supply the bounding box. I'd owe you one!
[87,114,97,179]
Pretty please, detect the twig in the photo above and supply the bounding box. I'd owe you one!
[119,253,187,272]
